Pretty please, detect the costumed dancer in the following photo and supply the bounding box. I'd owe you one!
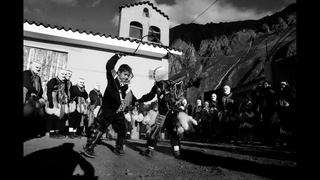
[138,67,198,158]
[81,52,139,157]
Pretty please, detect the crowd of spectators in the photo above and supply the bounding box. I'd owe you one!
[23,62,296,149]
[176,81,296,149]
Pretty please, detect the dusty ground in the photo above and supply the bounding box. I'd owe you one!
[22,136,297,180]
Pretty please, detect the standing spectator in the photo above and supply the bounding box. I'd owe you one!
[46,70,68,138]
[192,98,203,141]
[255,81,277,145]
[124,109,132,139]
[142,103,158,132]
[64,70,73,104]
[209,93,220,142]
[200,101,213,142]
[187,103,193,116]
[23,61,44,104]
[88,83,103,130]
[131,105,144,139]
[275,81,296,147]
[69,78,89,138]
[219,85,237,142]
[238,97,258,144]
[23,61,46,139]
[64,69,73,135]
[209,93,218,109]
[139,109,149,139]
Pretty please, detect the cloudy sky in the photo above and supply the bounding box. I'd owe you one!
[24,0,296,36]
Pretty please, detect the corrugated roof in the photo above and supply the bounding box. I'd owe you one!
[23,19,181,52]
[119,1,169,20]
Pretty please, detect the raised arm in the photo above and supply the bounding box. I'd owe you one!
[106,53,121,80]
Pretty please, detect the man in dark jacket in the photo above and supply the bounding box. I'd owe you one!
[23,61,43,103]
[88,83,103,128]
[23,61,46,139]
[64,70,73,103]
[82,53,138,157]
[68,78,89,138]
[275,81,296,147]
[219,85,238,142]
[46,70,68,138]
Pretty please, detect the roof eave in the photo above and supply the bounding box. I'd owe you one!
[23,22,181,58]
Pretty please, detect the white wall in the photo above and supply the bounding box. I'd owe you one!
[119,4,170,46]
[24,39,168,99]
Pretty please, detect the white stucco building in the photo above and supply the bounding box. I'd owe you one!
[23,1,182,100]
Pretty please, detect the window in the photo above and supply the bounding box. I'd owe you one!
[148,26,160,43]
[129,21,143,39]
[143,8,150,17]
[23,45,68,85]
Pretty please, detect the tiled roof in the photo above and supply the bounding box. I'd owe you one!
[119,1,169,20]
[23,19,181,52]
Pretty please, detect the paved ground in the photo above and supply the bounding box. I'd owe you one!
[22,136,297,180]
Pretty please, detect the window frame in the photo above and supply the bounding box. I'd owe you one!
[129,21,143,39]
[148,26,161,43]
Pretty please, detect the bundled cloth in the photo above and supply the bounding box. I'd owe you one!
[146,114,166,140]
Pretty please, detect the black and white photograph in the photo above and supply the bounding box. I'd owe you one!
[22,0,297,179]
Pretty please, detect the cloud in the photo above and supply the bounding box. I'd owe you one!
[284,0,296,4]
[24,6,42,15]
[153,0,272,27]
[24,6,31,14]
[49,0,78,6]
[112,0,272,29]
[111,14,119,27]
[90,0,102,7]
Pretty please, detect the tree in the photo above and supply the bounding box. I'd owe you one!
[262,23,271,34]
[278,17,288,31]
[287,14,296,25]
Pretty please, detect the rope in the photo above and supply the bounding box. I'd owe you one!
[214,45,252,90]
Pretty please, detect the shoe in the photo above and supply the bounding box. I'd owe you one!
[73,132,82,138]
[68,132,75,139]
[49,132,57,138]
[80,131,86,137]
[141,149,153,157]
[55,133,66,139]
[81,147,96,158]
[113,147,125,155]
[96,138,102,145]
[173,150,181,159]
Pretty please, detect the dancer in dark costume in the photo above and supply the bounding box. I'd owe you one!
[81,53,138,157]
[139,67,198,158]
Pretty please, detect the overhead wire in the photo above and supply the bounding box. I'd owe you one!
[190,0,220,24]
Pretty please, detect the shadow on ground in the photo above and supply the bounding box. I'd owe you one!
[99,141,116,152]
[179,141,297,161]
[126,141,298,180]
[20,143,98,180]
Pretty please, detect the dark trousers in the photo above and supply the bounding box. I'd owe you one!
[146,128,181,150]
[46,114,65,132]
[146,112,181,151]
[22,98,46,140]
[85,111,127,150]
[69,111,81,129]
